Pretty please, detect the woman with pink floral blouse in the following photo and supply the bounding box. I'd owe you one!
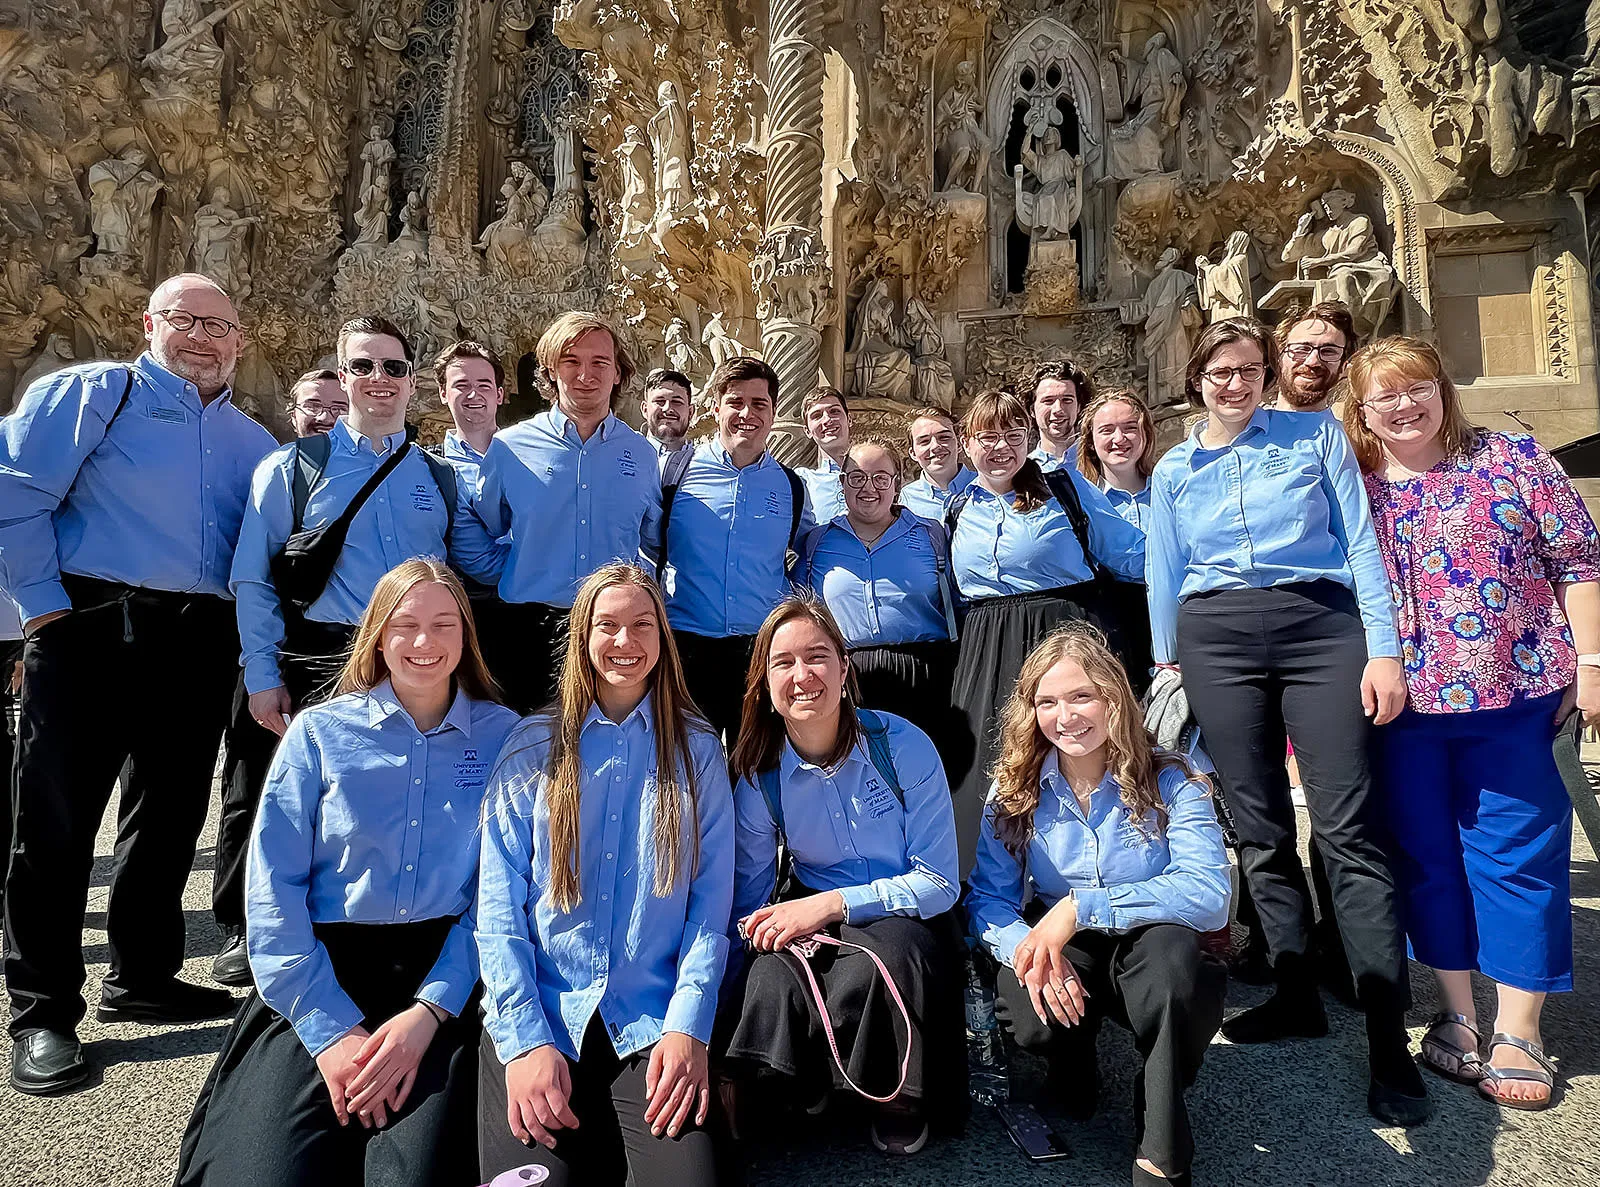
[1345,336,1600,1112]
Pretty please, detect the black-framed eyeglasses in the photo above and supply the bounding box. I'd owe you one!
[1363,380,1440,413]
[293,400,348,419]
[1201,363,1266,386]
[844,470,896,491]
[1282,343,1347,364]
[341,356,414,379]
[154,309,237,339]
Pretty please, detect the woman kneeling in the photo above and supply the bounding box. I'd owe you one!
[966,624,1229,1187]
[475,563,734,1186]
[718,597,963,1156]
[176,559,519,1187]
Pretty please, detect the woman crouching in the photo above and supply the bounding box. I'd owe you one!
[966,624,1229,1187]
[177,559,519,1186]
[474,562,734,1186]
[717,596,963,1156]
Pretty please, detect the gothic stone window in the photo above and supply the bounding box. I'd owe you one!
[392,0,458,210]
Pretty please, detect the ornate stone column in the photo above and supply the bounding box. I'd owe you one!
[753,0,834,463]
[429,0,487,252]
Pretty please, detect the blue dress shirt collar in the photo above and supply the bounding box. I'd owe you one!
[365,679,479,736]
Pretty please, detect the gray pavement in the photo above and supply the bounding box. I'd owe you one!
[3,782,1599,1187]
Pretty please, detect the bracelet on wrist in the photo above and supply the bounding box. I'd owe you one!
[415,999,448,1024]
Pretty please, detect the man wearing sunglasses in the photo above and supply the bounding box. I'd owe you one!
[223,316,502,973]
[0,274,277,1095]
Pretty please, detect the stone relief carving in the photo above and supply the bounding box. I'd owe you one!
[848,280,914,404]
[191,187,262,299]
[1275,188,1397,337]
[1120,247,1202,407]
[904,296,957,410]
[648,80,695,230]
[1196,231,1254,321]
[936,61,992,194]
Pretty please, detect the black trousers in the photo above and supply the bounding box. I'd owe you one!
[849,640,963,772]
[177,919,479,1187]
[674,631,757,742]
[4,576,239,1036]
[496,601,571,716]
[212,619,356,933]
[477,1017,717,1186]
[1175,582,1407,1016]
[0,639,21,913]
[994,924,1226,1176]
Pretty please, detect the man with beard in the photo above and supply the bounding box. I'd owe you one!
[1274,300,1357,415]
[1027,360,1092,472]
[641,366,694,469]
[1,275,277,1094]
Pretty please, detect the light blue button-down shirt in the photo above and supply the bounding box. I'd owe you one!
[648,433,692,474]
[950,473,1146,600]
[470,409,662,609]
[245,682,519,1056]
[731,712,959,927]
[476,699,735,1063]
[900,466,976,523]
[1028,446,1072,474]
[230,419,502,693]
[966,759,1230,968]
[797,455,847,522]
[796,512,951,648]
[662,442,815,637]
[1145,406,1399,665]
[1102,483,1150,530]
[0,354,276,623]
[440,429,488,492]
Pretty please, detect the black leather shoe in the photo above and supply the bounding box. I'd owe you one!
[97,979,239,1025]
[1368,1075,1432,1127]
[210,929,251,988]
[11,1030,88,1095]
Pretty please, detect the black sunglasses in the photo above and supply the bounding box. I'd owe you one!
[341,356,414,379]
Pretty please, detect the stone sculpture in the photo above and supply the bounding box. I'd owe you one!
[1279,189,1398,337]
[648,80,694,226]
[1120,247,1201,406]
[1195,231,1254,321]
[904,296,956,410]
[191,187,261,298]
[87,149,164,259]
[848,279,912,402]
[1107,33,1186,179]
[615,125,655,244]
[935,60,991,193]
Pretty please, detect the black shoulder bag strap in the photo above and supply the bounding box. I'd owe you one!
[1042,468,1110,582]
[290,432,335,533]
[656,445,696,580]
[778,463,805,548]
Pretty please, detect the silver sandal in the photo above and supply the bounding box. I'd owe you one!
[1419,1011,1484,1084]
[1478,1032,1557,1111]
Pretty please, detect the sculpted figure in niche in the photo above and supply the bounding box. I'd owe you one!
[147,0,227,85]
[359,123,396,199]
[544,93,583,194]
[1014,127,1085,253]
[1106,33,1186,178]
[904,296,957,411]
[372,9,407,50]
[1120,246,1201,406]
[665,317,705,375]
[191,187,261,298]
[476,164,542,271]
[701,312,743,367]
[616,124,655,242]
[395,190,428,251]
[848,279,913,403]
[354,175,391,247]
[1280,189,1398,336]
[936,60,992,193]
[88,148,165,258]
[648,80,694,225]
[1195,231,1254,321]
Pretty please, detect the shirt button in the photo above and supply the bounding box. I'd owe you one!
[399,908,408,916]
[601,893,609,901]
[379,497,386,504]
[414,777,422,785]
[605,852,613,860]
[610,814,618,821]
[580,519,586,526]
[385,535,393,542]
[581,484,589,490]
[410,819,419,827]
[414,739,423,746]
[406,864,414,871]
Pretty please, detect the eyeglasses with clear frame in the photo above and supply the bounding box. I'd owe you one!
[1363,379,1440,413]
[154,309,237,339]
[293,400,348,420]
[970,428,1029,451]
[843,470,896,491]
[1281,343,1347,364]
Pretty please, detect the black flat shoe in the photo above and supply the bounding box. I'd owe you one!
[210,929,252,988]
[97,979,238,1025]
[1220,988,1328,1044]
[1368,1075,1432,1127]
[11,1030,88,1095]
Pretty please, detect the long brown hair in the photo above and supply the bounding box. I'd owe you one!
[988,624,1205,856]
[1075,388,1157,484]
[961,389,1054,513]
[1342,335,1478,474]
[334,558,499,701]
[529,563,703,913]
[730,596,863,783]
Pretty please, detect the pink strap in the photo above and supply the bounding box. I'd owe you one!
[782,933,912,1104]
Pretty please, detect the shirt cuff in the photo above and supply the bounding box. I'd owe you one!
[293,1002,367,1058]
[244,654,285,696]
[988,920,1033,968]
[415,974,473,1019]
[663,988,717,1046]
[14,580,70,627]
[1072,887,1115,932]
[487,1000,558,1066]
[835,883,883,925]
[1364,624,1401,660]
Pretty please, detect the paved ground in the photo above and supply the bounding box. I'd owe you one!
[3,781,1599,1186]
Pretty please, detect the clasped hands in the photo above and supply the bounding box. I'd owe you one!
[1010,894,1090,1028]
[737,890,845,953]
[314,1001,445,1129]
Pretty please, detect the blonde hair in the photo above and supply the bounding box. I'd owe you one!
[534,311,635,403]
[730,596,863,783]
[988,624,1203,856]
[537,563,703,913]
[961,389,1053,513]
[334,558,499,701]
[1075,388,1157,485]
[1343,336,1478,474]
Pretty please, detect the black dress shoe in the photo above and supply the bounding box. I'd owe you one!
[1368,1075,1432,1127]
[1220,987,1329,1044]
[210,929,252,988]
[11,1030,88,1095]
[97,978,239,1025]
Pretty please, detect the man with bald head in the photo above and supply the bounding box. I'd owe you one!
[0,274,275,1094]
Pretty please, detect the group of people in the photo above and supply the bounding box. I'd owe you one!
[0,271,1592,1187]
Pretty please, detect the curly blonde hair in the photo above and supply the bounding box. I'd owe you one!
[988,623,1204,856]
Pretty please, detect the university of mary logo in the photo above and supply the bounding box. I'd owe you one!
[455,747,489,789]
[464,748,479,762]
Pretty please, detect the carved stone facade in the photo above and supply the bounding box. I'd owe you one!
[4,0,1600,450]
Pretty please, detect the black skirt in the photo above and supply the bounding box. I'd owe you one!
[714,900,966,1128]
[949,585,1103,874]
[848,639,962,771]
[175,918,480,1187]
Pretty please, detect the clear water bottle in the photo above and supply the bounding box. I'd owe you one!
[964,942,1009,1106]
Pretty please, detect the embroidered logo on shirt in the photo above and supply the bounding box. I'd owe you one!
[455,751,489,789]
[764,490,784,516]
[618,450,639,479]
[1261,447,1291,479]
[860,775,897,820]
[146,406,189,425]
[410,482,435,513]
